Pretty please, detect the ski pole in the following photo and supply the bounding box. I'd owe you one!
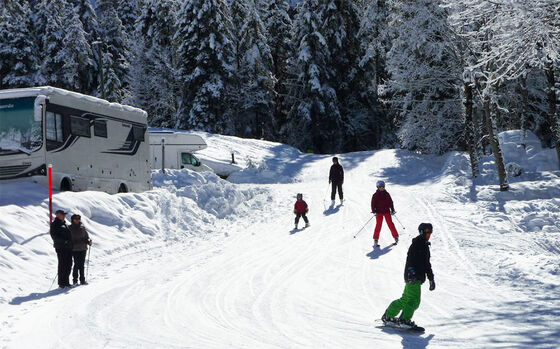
[393,214,406,230]
[48,272,57,292]
[86,245,91,281]
[322,182,330,210]
[353,215,375,238]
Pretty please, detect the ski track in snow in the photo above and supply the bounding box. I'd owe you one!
[1,133,560,348]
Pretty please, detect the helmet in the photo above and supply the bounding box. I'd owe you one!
[418,223,433,235]
[297,193,303,199]
[376,180,385,188]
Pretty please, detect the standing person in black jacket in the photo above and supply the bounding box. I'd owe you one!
[69,214,92,285]
[50,209,73,288]
[381,223,436,331]
[328,157,344,205]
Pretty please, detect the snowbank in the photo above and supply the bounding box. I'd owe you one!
[0,170,273,304]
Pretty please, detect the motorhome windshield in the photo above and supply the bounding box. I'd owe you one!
[0,97,42,155]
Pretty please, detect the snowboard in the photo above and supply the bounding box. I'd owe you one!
[376,320,425,333]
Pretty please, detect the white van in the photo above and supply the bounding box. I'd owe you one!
[149,131,212,172]
[0,86,151,193]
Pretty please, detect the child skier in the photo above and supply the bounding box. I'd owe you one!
[294,193,310,229]
[371,180,399,246]
[381,223,436,332]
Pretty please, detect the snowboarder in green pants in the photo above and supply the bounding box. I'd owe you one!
[382,223,435,331]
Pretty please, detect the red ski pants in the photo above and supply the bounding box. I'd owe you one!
[373,213,399,240]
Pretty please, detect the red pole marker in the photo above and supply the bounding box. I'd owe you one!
[48,164,53,224]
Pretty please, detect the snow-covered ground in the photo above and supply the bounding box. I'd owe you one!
[0,131,559,348]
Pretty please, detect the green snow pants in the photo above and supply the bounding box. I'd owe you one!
[385,281,421,320]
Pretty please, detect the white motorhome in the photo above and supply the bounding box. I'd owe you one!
[0,86,151,193]
[149,130,212,172]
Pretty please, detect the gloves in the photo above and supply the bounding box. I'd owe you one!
[293,210,297,214]
[88,239,93,246]
[305,208,309,213]
[391,210,396,215]
[429,279,436,291]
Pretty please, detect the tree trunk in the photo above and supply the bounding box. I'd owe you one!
[519,74,529,149]
[484,94,509,191]
[464,82,479,177]
[545,63,560,170]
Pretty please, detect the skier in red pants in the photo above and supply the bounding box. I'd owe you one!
[371,180,399,247]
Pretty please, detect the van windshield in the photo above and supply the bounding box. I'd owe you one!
[0,97,42,155]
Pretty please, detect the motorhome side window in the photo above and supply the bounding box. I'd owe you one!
[70,116,91,137]
[94,120,107,138]
[46,111,64,143]
[132,126,145,141]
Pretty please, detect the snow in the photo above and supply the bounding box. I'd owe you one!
[0,130,559,348]
[0,86,147,116]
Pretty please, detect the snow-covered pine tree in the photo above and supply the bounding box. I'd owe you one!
[68,0,99,95]
[0,1,38,89]
[386,0,464,155]
[96,0,130,102]
[60,2,94,92]
[118,0,140,38]
[34,0,69,87]
[228,0,250,134]
[174,0,234,132]
[286,0,342,153]
[133,0,179,127]
[262,0,293,134]
[236,0,276,139]
[322,0,380,151]
[356,0,394,149]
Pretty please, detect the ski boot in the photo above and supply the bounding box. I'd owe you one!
[331,200,336,206]
[373,239,379,248]
[381,311,398,325]
[398,318,424,332]
[305,222,310,228]
[394,237,399,245]
[294,224,298,230]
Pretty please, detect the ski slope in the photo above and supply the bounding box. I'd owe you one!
[1,131,559,348]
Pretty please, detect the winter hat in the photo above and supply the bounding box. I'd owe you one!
[297,193,303,200]
[332,157,338,162]
[418,223,433,235]
[71,214,81,221]
[376,180,385,188]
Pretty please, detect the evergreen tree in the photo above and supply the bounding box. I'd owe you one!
[60,2,94,92]
[68,0,99,95]
[263,0,293,136]
[386,0,463,155]
[133,0,179,127]
[357,0,394,148]
[96,0,130,101]
[34,0,68,87]
[236,0,276,138]
[174,0,234,132]
[286,0,342,153]
[322,0,380,151]
[0,1,38,89]
[118,0,140,38]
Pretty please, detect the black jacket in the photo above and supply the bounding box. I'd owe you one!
[50,218,73,251]
[404,235,434,284]
[329,164,344,184]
